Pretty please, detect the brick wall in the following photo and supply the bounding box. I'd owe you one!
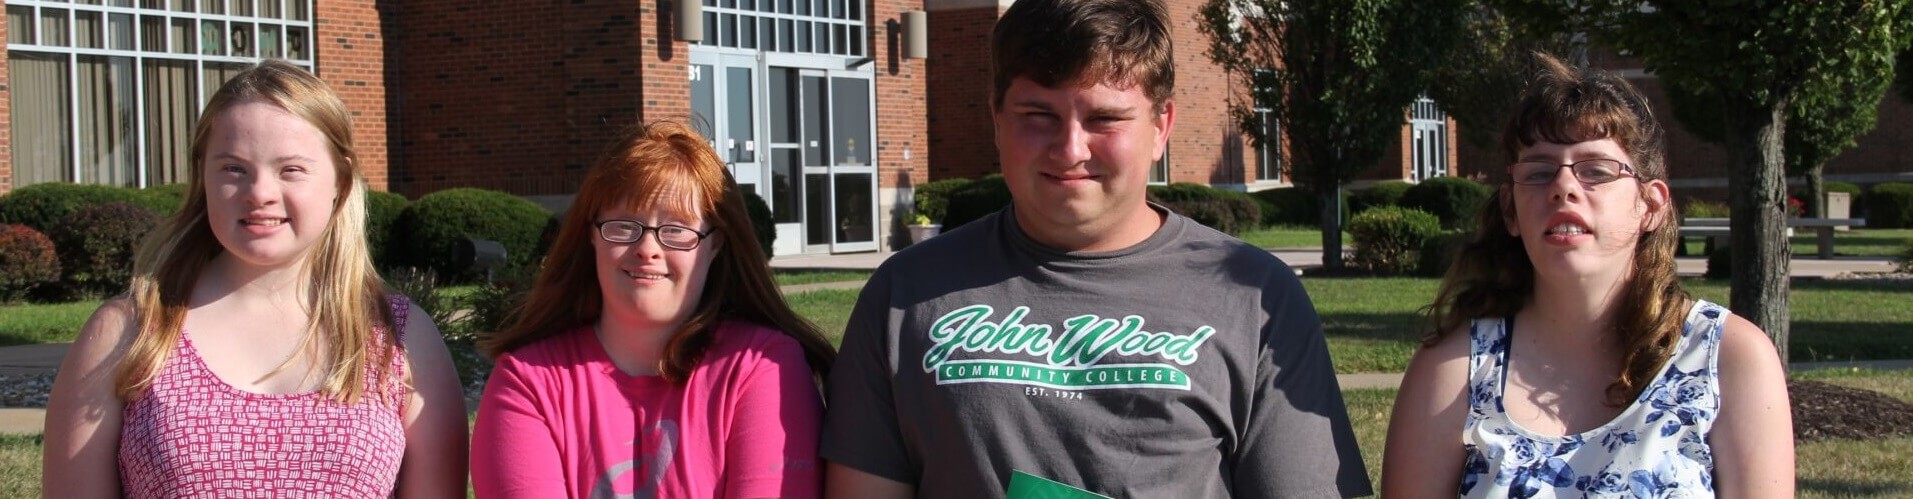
[316,0,391,191]
[392,0,654,198]
[925,5,999,181]
[875,0,931,190]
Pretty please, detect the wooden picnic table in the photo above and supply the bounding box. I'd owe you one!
[1679,217,1867,259]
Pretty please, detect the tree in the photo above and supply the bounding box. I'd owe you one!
[1668,73,1888,219]
[1198,0,1469,270]
[1499,0,1909,363]
[1427,5,1580,151]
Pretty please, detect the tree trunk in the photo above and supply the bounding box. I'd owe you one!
[1320,184,1345,271]
[1725,103,1792,366]
[1804,166,1826,218]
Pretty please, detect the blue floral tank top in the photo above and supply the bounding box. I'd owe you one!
[1459,300,1725,498]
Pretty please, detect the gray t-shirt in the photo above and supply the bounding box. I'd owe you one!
[821,206,1372,498]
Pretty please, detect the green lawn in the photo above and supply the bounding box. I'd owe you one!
[773,270,873,287]
[1679,227,1913,258]
[1236,226,1349,249]
[0,301,95,346]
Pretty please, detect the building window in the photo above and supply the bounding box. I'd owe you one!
[1409,95,1449,182]
[1252,68,1281,182]
[7,0,316,188]
[699,0,865,57]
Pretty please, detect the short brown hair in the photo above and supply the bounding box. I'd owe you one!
[991,0,1175,112]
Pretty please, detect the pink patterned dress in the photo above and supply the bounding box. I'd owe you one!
[117,296,412,498]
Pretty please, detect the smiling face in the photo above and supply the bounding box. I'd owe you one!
[202,100,342,270]
[1505,138,1670,284]
[993,77,1174,251]
[591,195,723,332]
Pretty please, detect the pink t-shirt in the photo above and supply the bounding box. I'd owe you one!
[118,296,411,498]
[471,321,824,499]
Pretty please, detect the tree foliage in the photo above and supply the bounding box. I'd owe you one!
[1427,5,1580,149]
[1198,0,1469,269]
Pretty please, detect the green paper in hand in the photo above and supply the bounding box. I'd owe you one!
[1005,470,1112,499]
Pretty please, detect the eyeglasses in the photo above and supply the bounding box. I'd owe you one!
[1507,158,1638,186]
[595,220,712,250]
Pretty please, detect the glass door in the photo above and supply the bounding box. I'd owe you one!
[689,52,766,208]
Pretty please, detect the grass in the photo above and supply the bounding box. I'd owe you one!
[773,270,872,287]
[0,434,39,498]
[786,288,861,346]
[1344,369,1913,497]
[1236,226,1349,249]
[0,301,96,346]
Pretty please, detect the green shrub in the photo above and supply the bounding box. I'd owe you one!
[0,224,60,303]
[392,188,551,282]
[913,178,972,224]
[135,183,191,217]
[1865,182,1913,228]
[1148,183,1263,234]
[943,175,1012,231]
[1350,181,1413,215]
[1249,187,1323,227]
[49,202,158,298]
[0,183,145,235]
[1400,177,1492,230]
[365,190,409,270]
[742,190,776,257]
[1347,206,1441,275]
[1682,199,1731,220]
[1416,231,1471,278]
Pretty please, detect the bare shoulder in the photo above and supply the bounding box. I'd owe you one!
[1718,314,1782,371]
[1397,325,1474,408]
[400,299,446,347]
[71,297,141,359]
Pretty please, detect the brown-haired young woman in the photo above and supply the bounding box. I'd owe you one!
[471,121,835,498]
[1381,53,1793,498]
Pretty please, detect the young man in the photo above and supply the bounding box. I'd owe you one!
[821,0,1372,497]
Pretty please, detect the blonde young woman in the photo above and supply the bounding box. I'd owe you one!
[1381,54,1794,498]
[43,60,468,497]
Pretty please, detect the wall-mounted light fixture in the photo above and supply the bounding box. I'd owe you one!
[903,10,928,59]
[675,0,704,42]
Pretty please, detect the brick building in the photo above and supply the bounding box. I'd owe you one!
[3,0,1458,256]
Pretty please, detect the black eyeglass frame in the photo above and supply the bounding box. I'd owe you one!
[594,219,713,251]
[1505,159,1639,186]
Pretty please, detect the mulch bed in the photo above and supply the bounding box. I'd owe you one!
[1790,380,1913,442]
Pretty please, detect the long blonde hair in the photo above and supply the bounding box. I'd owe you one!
[117,60,399,404]
[1423,52,1690,405]
[482,121,835,383]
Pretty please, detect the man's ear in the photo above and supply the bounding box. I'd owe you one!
[1641,179,1672,232]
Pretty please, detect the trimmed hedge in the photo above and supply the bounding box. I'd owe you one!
[0,224,60,303]
[365,190,410,270]
[1401,177,1492,230]
[392,188,551,282]
[137,183,192,217]
[50,202,158,298]
[1347,206,1441,275]
[0,183,145,235]
[1249,187,1324,227]
[1350,181,1413,215]
[742,190,776,257]
[1148,183,1262,235]
[1865,182,1913,228]
[913,178,973,224]
[943,175,1012,231]
[1416,231,1471,278]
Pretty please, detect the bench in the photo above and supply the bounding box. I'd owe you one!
[1679,217,1866,259]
